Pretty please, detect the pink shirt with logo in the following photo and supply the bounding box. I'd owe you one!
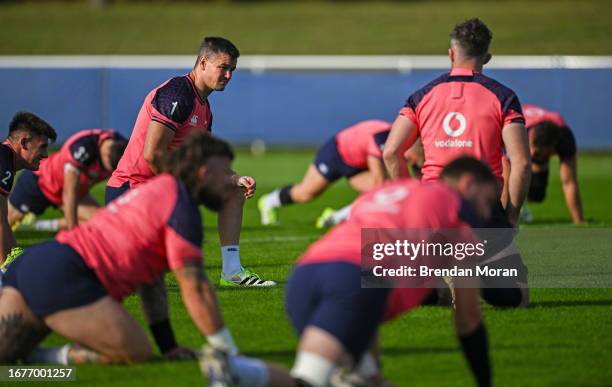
[35,129,119,205]
[336,120,391,168]
[399,68,525,182]
[108,75,212,188]
[57,174,203,301]
[298,179,478,320]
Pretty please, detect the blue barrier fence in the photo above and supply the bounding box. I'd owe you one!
[1,60,611,149]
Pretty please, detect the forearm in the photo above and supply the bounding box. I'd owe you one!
[562,182,584,223]
[506,162,531,225]
[182,279,225,336]
[383,152,405,179]
[62,194,78,229]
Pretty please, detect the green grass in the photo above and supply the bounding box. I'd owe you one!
[0,1,611,55]
[11,151,612,386]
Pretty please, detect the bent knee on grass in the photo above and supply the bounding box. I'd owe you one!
[44,296,153,364]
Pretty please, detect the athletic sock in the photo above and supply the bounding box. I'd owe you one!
[221,245,243,278]
[25,345,70,365]
[34,219,59,231]
[229,355,269,387]
[331,204,352,224]
[278,185,294,205]
[263,190,282,209]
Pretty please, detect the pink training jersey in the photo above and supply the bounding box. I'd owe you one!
[108,75,213,189]
[522,103,566,129]
[336,120,392,168]
[57,174,203,301]
[399,68,525,182]
[298,179,480,321]
[35,129,121,205]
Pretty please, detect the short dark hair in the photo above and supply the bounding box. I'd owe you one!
[531,121,560,149]
[108,138,128,170]
[441,156,496,184]
[198,36,240,60]
[9,112,57,142]
[450,18,493,58]
[164,132,234,187]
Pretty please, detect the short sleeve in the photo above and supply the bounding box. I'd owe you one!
[368,130,390,157]
[556,126,577,160]
[165,181,203,269]
[151,77,195,130]
[0,145,15,196]
[67,134,99,169]
[502,93,525,126]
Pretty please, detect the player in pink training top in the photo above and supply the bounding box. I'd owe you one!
[106,37,273,288]
[8,129,127,232]
[383,18,531,227]
[258,119,412,227]
[382,19,531,308]
[0,133,241,365]
[511,104,584,224]
[200,157,499,387]
[0,112,56,266]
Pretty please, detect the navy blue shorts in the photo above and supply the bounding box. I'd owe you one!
[313,136,366,182]
[2,241,107,318]
[8,170,55,215]
[285,262,390,362]
[104,181,130,205]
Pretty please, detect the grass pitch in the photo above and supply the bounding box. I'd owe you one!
[13,150,612,386]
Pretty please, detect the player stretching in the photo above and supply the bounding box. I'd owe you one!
[8,129,127,232]
[0,134,240,365]
[0,112,56,268]
[258,120,398,227]
[202,157,499,387]
[516,103,584,224]
[107,36,274,290]
[382,18,531,308]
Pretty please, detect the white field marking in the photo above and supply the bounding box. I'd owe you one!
[0,55,611,71]
[240,234,319,243]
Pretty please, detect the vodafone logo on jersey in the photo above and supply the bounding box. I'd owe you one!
[435,112,473,148]
[442,112,467,137]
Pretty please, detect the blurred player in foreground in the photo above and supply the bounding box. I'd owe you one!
[382,18,530,308]
[513,103,584,224]
[201,157,499,387]
[8,129,127,232]
[106,37,273,288]
[0,133,240,364]
[259,119,411,227]
[0,112,56,268]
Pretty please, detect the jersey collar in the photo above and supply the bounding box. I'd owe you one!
[449,68,479,76]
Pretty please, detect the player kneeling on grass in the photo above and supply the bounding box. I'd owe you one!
[201,156,499,387]
[259,120,412,227]
[0,133,239,365]
[0,112,57,268]
[8,129,127,232]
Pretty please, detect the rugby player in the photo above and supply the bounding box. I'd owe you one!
[0,112,56,266]
[0,133,240,365]
[515,103,584,224]
[258,120,396,226]
[106,37,274,288]
[202,157,499,387]
[8,129,127,232]
[382,18,531,307]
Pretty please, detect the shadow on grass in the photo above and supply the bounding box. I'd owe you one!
[529,299,612,308]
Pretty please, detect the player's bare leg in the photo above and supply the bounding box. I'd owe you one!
[219,184,276,287]
[43,296,153,364]
[347,170,381,193]
[0,286,49,362]
[201,326,354,387]
[258,165,330,226]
